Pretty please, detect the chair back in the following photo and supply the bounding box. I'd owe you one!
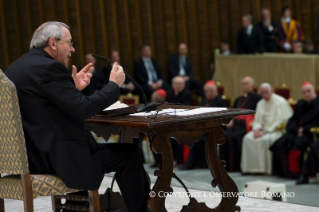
[119,93,139,104]
[0,69,29,174]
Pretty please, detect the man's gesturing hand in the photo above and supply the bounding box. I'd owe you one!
[109,62,125,87]
[72,63,94,91]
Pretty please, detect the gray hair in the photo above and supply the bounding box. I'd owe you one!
[260,83,272,91]
[173,76,186,84]
[30,21,70,49]
[244,14,253,22]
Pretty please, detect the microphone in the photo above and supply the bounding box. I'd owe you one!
[92,54,159,112]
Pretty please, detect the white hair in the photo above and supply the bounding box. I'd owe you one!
[173,76,185,84]
[260,83,272,91]
[30,21,70,49]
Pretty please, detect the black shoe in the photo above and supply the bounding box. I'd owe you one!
[296,175,309,185]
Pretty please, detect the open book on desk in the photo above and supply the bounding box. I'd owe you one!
[129,107,227,117]
[98,101,137,116]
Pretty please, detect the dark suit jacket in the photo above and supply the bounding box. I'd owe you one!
[134,58,163,98]
[256,21,279,52]
[166,88,192,106]
[286,97,319,138]
[200,95,226,107]
[5,48,120,190]
[237,26,264,54]
[168,54,194,84]
[233,92,262,110]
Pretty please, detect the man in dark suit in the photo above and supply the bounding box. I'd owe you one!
[181,80,226,170]
[165,76,192,106]
[168,43,203,97]
[135,44,167,100]
[237,14,264,54]
[256,8,279,52]
[219,76,262,172]
[5,22,149,212]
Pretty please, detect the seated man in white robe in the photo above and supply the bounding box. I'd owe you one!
[241,83,292,174]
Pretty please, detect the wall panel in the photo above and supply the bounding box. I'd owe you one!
[1,0,319,83]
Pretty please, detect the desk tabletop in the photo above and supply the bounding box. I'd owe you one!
[85,105,254,128]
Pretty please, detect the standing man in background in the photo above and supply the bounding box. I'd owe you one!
[168,43,204,98]
[237,14,264,54]
[135,44,167,101]
[256,8,279,52]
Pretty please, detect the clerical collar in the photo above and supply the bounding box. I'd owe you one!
[221,50,230,55]
[243,93,248,97]
[282,17,291,23]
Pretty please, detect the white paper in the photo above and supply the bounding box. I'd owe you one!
[103,100,128,111]
[128,108,227,117]
[167,107,227,116]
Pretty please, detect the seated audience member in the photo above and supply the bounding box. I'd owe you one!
[278,6,304,52]
[151,89,166,104]
[220,39,233,55]
[181,80,226,170]
[292,40,303,54]
[166,76,192,165]
[297,141,319,184]
[303,39,319,54]
[237,14,264,54]
[219,76,262,172]
[81,53,105,96]
[270,82,319,178]
[135,44,167,100]
[200,80,226,107]
[104,50,136,95]
[256,8,279,52]
[5,21,150,212]
[168,43,204,97]
[166,76,192,106]
[241,83,292,174]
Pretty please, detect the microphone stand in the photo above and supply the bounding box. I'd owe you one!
[92,54,159,112]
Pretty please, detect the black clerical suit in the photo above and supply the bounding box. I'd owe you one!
[270,97,319,177]
[256,21,279,52]
[237,26,264,54]
[135,57,167,100]
[168,54,204,97]
[5,48,149,212]
[220,92,262,172]
[165,88,192,106]
[183,95,226,169]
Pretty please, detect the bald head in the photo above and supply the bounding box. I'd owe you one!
[172,76,186,94]
[204,83,218,100]
[301,83,316,102]
[85,53,96,66]
[241,76,254,94]
[259,83,272,101]
[178,43,188,55]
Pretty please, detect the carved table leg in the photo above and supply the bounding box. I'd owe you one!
[148,134,174,212]
[205,125,241,212]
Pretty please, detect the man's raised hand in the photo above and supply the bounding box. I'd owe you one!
[72,63,94,91]
[109,62,125,87]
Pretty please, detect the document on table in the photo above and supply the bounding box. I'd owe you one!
[129,108,227,116]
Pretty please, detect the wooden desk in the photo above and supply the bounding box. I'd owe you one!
[86,105,254,212]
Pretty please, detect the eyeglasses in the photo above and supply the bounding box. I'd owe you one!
[55,38,73,48]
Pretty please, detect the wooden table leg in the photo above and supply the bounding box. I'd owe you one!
[205,126,241,212]
[180,125,241,212]
[148,134,174,212]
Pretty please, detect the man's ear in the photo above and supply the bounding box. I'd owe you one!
[48,37,57,50]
